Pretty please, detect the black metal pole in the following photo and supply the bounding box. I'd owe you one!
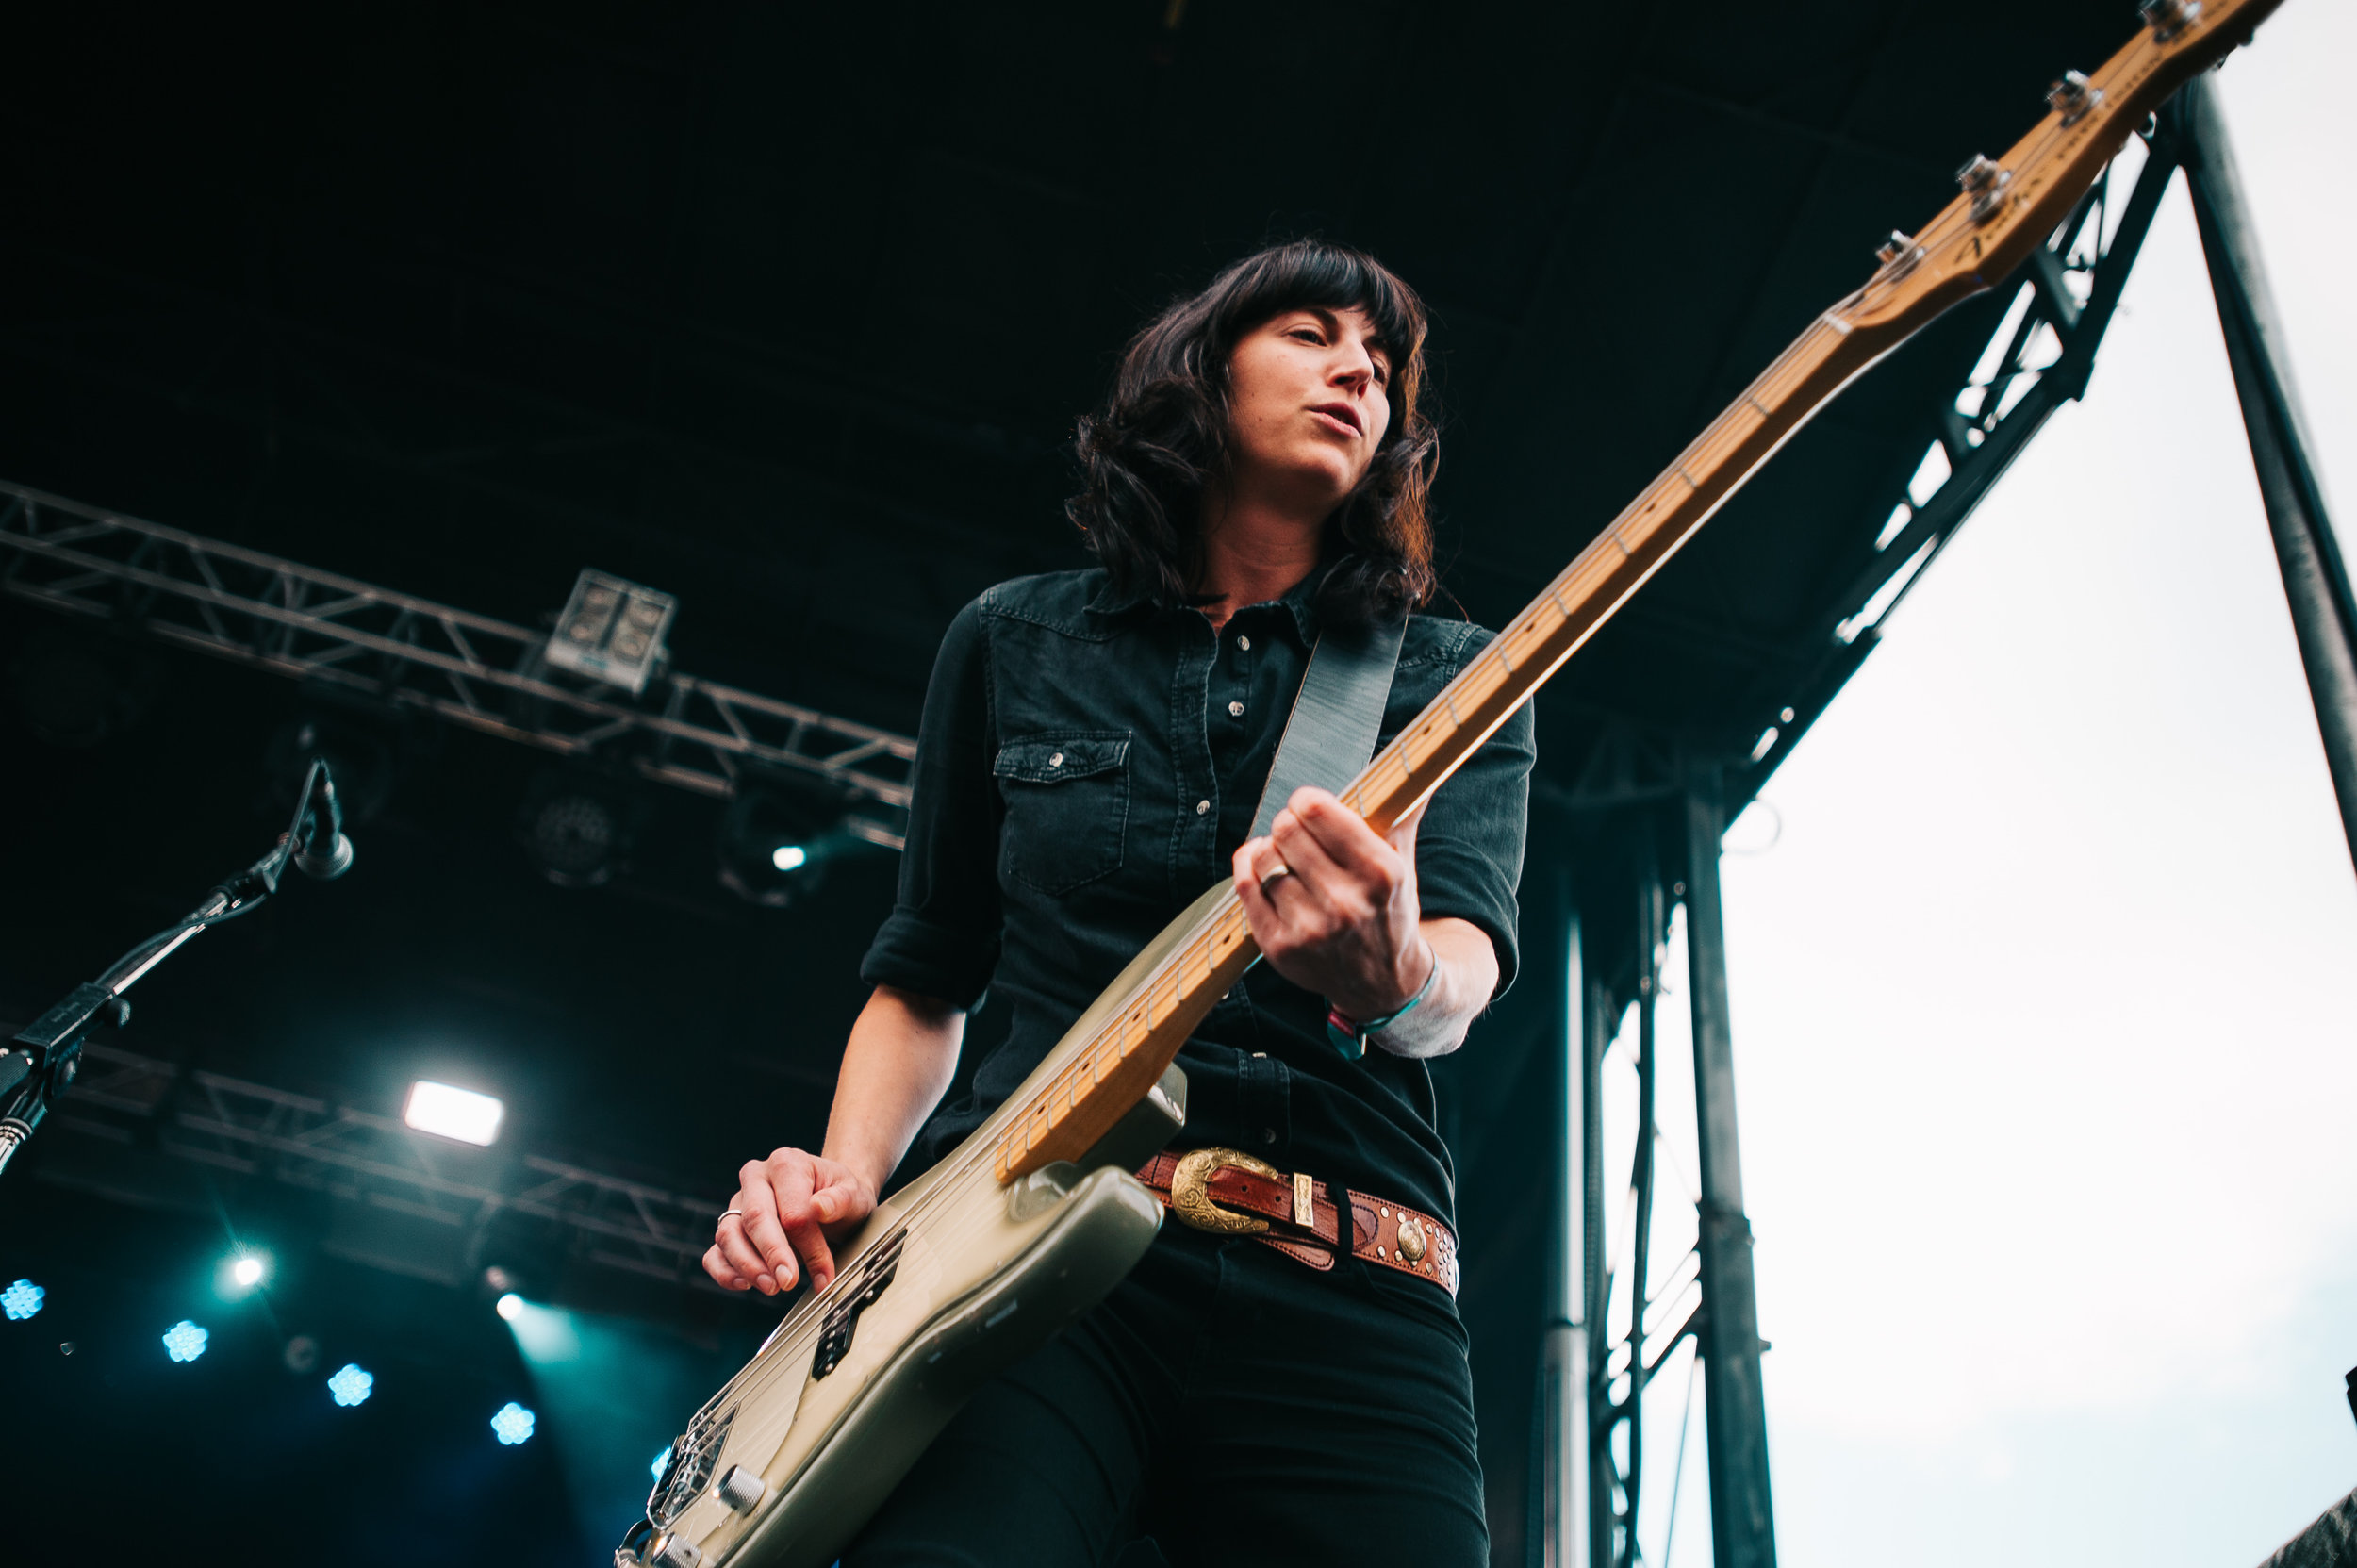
[1583,933,1613,1568]
[1683,769,1776,1568]
[2179,77,2357,877]
[1535,867,1587,1568]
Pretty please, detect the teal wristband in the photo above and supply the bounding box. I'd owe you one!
[1325,946,1440,1060]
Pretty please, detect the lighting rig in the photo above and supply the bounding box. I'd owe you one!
[0,487,917,855]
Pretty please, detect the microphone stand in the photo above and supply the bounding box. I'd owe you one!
[0,757,356,1180]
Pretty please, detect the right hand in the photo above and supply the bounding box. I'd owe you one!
[703,1147,878,1296]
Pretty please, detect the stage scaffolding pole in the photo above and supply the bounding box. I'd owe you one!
[1684,769,1777,1568]
[2179,77,2357,875]
[1535,867,1588,1568]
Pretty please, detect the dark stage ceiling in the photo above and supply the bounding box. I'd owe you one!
[0,1,2151,1560]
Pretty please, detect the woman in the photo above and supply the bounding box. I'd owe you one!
[703,240,1534,1566]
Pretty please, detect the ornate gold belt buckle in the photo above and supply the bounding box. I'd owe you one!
[1167,1147,1278,1235]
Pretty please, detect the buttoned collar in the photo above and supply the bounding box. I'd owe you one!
[1083,560,1332,648]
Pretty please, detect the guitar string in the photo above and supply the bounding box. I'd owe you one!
[675,24,2182,1452]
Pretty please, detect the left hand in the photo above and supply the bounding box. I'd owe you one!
[1231,787,1434,1020]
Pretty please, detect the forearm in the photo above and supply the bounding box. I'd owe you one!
[820,984,965,1194]
[1372,916,1497,1060]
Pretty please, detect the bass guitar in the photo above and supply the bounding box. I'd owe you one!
[620,4,2280,1562]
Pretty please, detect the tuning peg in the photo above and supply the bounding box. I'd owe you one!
[1874,231,1919,268]
[2138,0,2200,43]
[2047,69,2102,125]
[1954,155,2013,223]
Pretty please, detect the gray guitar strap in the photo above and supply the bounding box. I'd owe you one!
[1248,613,1409,840]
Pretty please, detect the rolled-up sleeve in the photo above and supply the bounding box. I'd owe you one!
[1411,633,1536,999]
[860,598,1001,1009]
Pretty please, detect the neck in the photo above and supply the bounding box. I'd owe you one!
[1194,488,1323,630]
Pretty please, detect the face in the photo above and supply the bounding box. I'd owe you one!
[1222,305,1395,519]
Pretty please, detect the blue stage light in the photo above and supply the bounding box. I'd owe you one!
[490,1401,536,1445]
[328,1363,374,1407]
[162,1320,209,1362]
[651,1444,673,1482]
[2,1279,42,1321]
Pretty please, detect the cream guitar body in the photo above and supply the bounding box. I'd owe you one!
[619,5,2285,1563]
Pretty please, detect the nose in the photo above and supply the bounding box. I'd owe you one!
[1329,345,1376,398]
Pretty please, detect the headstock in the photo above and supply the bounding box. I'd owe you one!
[1841,0,2285,341]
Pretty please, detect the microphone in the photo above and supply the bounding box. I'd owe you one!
[291,760,357,881]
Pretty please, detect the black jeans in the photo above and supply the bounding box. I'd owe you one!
[845,1225,1488,1568]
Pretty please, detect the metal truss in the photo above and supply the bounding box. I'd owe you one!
[1744,124,2183,793]
[1582,842,1706,1568]
[48,1040,732,1290]
[0,480,917,847]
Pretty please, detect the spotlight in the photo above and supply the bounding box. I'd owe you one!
[717,774,861,908]
[496,1292,526,1322]
[3,1279,42,1320]
[490,1401,537,1445]
[162,1321,209,1362]
[9,627,157,748]
[404,1081,504,1147]
[544,569,677,697]
[651,1444,673,1483]
[327,1363,374,1408]
[517,770,643,889]
[231,1256,265,1289]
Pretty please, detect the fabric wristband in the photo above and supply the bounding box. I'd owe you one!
[1325,946,1441,1060]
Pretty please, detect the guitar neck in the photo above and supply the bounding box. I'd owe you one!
[990,312,1887,1184]
[988,0,2283,1184]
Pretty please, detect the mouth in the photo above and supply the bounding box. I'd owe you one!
[1310,402,1361,437]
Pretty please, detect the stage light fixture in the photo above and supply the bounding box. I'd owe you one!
[404,1081,504,1147]
[496,1292,526,1322]
[490,1401,537,1445]
[162,1320,209,1362]
[517,769,643,889]
[544,569,677,697]
[718,775,862,908]
[651,1444,673,1482]
[3,1279,42,1320]
[327,1363,374,1408]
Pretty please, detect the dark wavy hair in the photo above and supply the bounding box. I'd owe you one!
[1066,240,1438,627]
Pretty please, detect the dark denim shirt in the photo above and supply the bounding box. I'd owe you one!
[858,566,1535,1227]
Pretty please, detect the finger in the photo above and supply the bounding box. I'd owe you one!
[1285,788,1405,894]
[1269,805,1364,919]
[787,1216,840,1295]
[759,1156,822,1289]
[1232,839,1286,941]
[702,1242,747,1292]
[738,1172,801,1292]
[807,1166,865,1229]
[716,1213,773,1294]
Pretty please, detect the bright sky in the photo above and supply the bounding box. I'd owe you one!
[1625,6,2357,1564]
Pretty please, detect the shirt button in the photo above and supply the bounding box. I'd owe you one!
[1261,1128,1278,1146]
[1048,752,1063,767]
[1228,701,1244,718]
[1195,800,1211,816]
[1236,635,1251,652]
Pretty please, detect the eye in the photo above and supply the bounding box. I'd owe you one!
[1287,325,1325,345]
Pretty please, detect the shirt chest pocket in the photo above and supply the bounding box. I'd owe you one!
[994,732,1131,897]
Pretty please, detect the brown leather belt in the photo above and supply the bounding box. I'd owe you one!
[1134,1148,1459,1298]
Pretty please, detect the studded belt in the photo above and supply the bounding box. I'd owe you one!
[1133,1148,1460,1297]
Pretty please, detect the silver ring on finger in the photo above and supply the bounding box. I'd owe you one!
[717,1207,745,1231]
[1258,862,1294,895]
